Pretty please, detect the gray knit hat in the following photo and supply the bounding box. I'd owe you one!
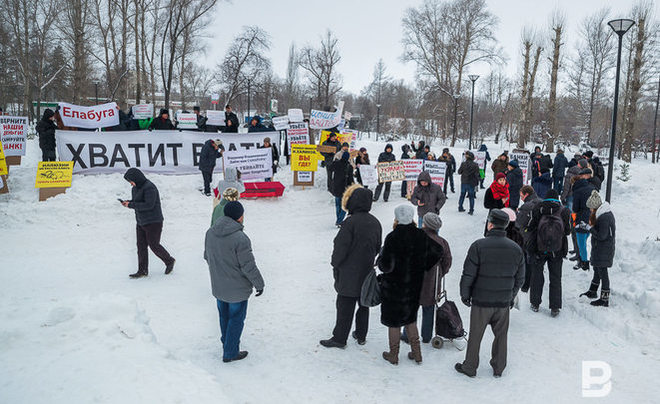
[394,205,415,225]
[586,190,603,210]
[423,212,443,231]
[488,209,510,229]
[578,159,589,168]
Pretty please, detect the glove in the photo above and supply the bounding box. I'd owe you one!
[576,222,592,231]
[461,297,472,307]
[255,289,263,297]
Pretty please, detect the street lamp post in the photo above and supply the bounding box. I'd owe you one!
[451,94,459,146]
[468,74,479,150]
[376,104,381,138]
[606,18,635,203]
[247,78,251,122]
[94,81,99,105]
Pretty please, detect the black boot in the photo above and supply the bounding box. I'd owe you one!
[580,282,599,299]
[165,258,176,275]
[129,271,147,278]
[591,290,609,307]
[320,338,346,349]
[579,260,590,271]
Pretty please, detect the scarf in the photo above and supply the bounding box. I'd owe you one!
[490,180,510,207]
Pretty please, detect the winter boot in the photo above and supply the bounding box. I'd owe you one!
[581,260,590,271]
[222,351,248,363]
[550,309,560,318]
[352,331,366,345]
[590,290,609,307]
[382,327,400,365]
[580,282,599,299]
[165,258,176,275]
[320,339,346,349]
[530,304,539,312]
[129,271,147,278]
[405,324,422,364]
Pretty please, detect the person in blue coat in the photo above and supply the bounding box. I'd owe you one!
[199,139,224,196]
[532,168,552,199]
[552,149,569,194]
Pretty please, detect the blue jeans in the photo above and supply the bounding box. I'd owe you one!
[335,197,346,225]
[553,176,564,194]
[566,195,573,211]
[576,232,590,262]
[217,299,248,360]
[402,305,435,342]
[418,215,423,229]
[458,183,476,212]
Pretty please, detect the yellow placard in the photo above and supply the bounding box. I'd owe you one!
[320,130,356,149]
[291,144,319,172]
[35,161,74,188]
[0,141,7,176]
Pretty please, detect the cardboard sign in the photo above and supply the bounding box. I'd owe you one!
[0,175,7,194]
[223,148,273,181]
[176,112,198,129]
[319,130,356,150]
[288,109,304,123]
[358,164,378,187]
[59,102,120,129]
[377,161,405,182]
[291,144,319,172]
[0,141,7,175]
[424,160,447,188]
[316,144,338,154]
[403,159,424,181]
[272,115,289,131]
[131,104,153,120]
[510,150,531,184]
[309,101,344,129]
[0,116,28,156]
[293,171,314,186]
[287,122,309,150]
[35,161,74,188]
[206,110,225,126]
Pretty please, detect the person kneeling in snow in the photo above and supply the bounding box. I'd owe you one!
[122,168,176,278]
[205,201,265,363]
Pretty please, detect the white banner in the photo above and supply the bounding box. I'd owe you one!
[272,115,289,131]
[473,151,487,170]
[424,160,447,188]
[55,130,280,175]
[131,104,153,120]
[358,164,378,187]
[176,112,197,129]
[402,159,424,181]
[224,148,273,181]
[0,116,28,156]
[510,151,531,184]
[287,108,304,123]
[287,122,309,150]
[59,102,120,129]
[309,101,344,129]
[206,110,225,126]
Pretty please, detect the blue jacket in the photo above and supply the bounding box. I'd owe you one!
[553,153,569,178]
[532,171,552,199]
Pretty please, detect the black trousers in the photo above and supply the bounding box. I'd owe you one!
[42,149,56,161]
[326,164,333,191]
[331,295,369,344]
[201,170,213,194]
[401,180,408,197]
[443,173,455,193]
[373,182,391,201]
[137,222,174,274]
[522,253,533,291]
[591,267,610,290]
[530,254,563,309]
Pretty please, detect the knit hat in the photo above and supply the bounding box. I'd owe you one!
[488,208,510,229]
[442,148,449,153]
[360,147,367,152]
[579,168,593,176]
[224,201,244,221]
[508,160,519,168]
[583,150,594,158]
[222,187,239,202]
[545,189,560,200]
[501,207,517,222]
[423,212,442,231]
[394,204,415,225]
[578,159,589,168]
[342,142,350,148]
[586,190,603,210]
[496,172,507,181]
[263,137,271,143]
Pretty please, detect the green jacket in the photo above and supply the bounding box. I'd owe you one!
[211,199,229,227]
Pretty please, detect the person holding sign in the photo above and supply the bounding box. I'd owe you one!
[224,105,239,133]
[262,137,279,181]
[321,131,341,192]
[373,144,396,202]
[193,106,208,132]
[355,148,370,188]
[36,109,57,161]
[149,109,174,130]
[411,171,446,228]
[121,168,176,278]
[439,148,456,194]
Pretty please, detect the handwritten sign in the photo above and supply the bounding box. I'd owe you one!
[293,171,314,186]
[272,116,289,131]
[291,144,319,172]
[131,104,153,120]
[319,130,356,150]
[0,116,28,156]
[377,161,405,182]
[288,109,304,123]
[402,159,424,181]
[35,161,74,188]
[510,150,531,184]
[287,122,309,150]
[358,164,378,187]
[206,110,225,126]
[309,101,344,129]
[423,160,447,188]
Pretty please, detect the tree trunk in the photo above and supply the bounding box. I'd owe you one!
[134,0,141,104]
[622,16,647,163]
[547,24,563,152]
[517,41,531,148]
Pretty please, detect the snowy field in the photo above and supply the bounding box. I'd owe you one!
[2,137,660,403]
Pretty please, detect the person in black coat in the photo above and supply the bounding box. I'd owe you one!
[262,137,279,181]
[194,106,208,132]
[458,151,480,214]
[579,191,615,307]
[411,140,427,160]
[330,152,355,226]
[379,204,443,365]
[248,115,268,132]
[321,132,342,192]
[439,148,456,194]
[149,109,175,130]
[515,185,541,292]
[355,147,370,188]
[224,105,239,133]
[36,108,57,161]
[456,209,524,378]
[373,144,396,202]
[199,139,223,195]
[320,185,382,348]
[571,169,596,270]
[121,168,175,278]
[506,160,523,209]
[552,149,569,194]
[400,144,411,198]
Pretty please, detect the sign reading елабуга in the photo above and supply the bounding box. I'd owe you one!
[59,102,120,129]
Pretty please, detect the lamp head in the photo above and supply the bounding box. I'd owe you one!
[468,74,480,82]
[608,19,635,36]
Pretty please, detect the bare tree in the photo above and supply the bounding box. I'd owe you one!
[517,28,543,148]
[299,29,342,108]
[60,0,93,104]
[547,10,565,152]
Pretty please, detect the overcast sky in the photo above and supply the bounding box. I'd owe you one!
[202,0,656,94]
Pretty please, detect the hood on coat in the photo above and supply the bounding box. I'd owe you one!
[537,199,562,216]
[210,215,244,237]
[417,171,432,186]
[342,183,372,213]
[42,108,55,121]
[465,151,475,160]
[478,144,488,151]
[217,167,246,195]
[596,201,612,219]
[384,143,393,153]
[225,166,240,182]
[124,168,147,187]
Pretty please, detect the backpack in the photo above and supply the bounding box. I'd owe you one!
[536,210,564,253]
[435,300,466,339]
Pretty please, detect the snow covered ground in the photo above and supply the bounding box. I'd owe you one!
[1,136,659,403]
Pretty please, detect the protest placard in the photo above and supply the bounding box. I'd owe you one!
[287,122,309,150]
[309,101,344,129]
[358,164,378,187]
[59,102,120,129]
[510,150,531,184]
[287,109,304,123]
[0,116,28,157]
[272,115,289,131]
[293,171,314,186]
[131,104,153,120]
[377,161,405,182]
[223,148,273,181]
[176,112,198,129]
[402,159,424,181]
[319,130,356,150]
[474,151,487,170]
[206,110,225,126]
[292,144,319,172]
[423,160,447,188]
[0,141,8,176]
[35,161,74,188]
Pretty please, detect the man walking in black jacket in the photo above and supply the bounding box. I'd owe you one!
[199,139,223,196]
[457,151,480,215]
[122,168,175,278]
[456,209,524,378]
[321,185,382,348]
